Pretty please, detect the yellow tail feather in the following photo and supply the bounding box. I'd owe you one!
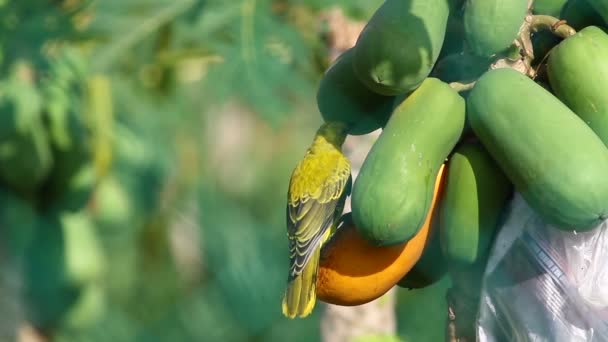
[282,248,320,319]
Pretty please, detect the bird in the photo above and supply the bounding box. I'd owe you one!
[282,121,352,319]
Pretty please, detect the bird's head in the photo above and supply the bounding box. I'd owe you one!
[316,121,348,147]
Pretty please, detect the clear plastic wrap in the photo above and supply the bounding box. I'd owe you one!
[477,193,608,342]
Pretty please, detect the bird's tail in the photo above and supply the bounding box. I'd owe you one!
[282,248,320,319]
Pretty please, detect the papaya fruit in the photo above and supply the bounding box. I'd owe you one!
[449,0,466,11]
[438,6,467,61]
[352,0,450,96]
[316,48,397,135]
[587,0,608,23]
[439,142,513,267]
[561,0,605,30]
[467,67,608,231]
[547,26,608,146]
[464,0,529,57]
[430,53,491,84]
[351,78,465,246]
[533,0,568,16]
[448,261,486,297]
[317,164,446,306]
[396,205,447,290]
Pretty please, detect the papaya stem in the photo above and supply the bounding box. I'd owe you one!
[445,286,479,342]
[447,302,458,342]
[528,15,576,39]
[449,81,476,93]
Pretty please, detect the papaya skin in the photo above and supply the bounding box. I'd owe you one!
[547,26,608,147]
[395,205,447,290]
[464,0,528,57]
[561,0,605,30]
[467,68,608,230]
[351,78,464,246]
[352,0,450,96]
[532,0,568,16]
[439,142,513,267]
[587,0,608,23]
[317,48,397,136]
[316,164,446,306]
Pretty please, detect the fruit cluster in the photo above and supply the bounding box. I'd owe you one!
[283,0,608,318]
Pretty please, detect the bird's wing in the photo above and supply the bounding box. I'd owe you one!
[286,156,351,281]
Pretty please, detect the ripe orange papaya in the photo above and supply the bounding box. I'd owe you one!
[316,164,446,306]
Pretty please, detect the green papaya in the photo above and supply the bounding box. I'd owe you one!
[352,78,465,246]
[547,26,608,146]
[533,0,568,16]
[430,53,491,84]
[449,0,466,11]
[535,78,555,93]
[397,210,447,289]
[464,0,529,57]
[587,0,608,23]
[561,0,605,30]
[352,0,450,96]
[467,68,608,230]
[438,7,467,60]
[317,48,397,135]
[439,143,512,267]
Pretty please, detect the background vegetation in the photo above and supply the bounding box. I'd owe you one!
[0,1,449,341]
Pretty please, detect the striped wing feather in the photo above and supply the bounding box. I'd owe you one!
[286,151,351,280]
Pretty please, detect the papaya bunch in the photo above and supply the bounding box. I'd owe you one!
[281,0,608,322]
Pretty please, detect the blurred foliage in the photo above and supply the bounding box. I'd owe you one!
[0,0,445,341]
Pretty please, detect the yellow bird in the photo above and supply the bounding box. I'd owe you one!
[282,121,352,319]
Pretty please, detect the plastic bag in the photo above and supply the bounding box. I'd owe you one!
[477,193,608,342]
